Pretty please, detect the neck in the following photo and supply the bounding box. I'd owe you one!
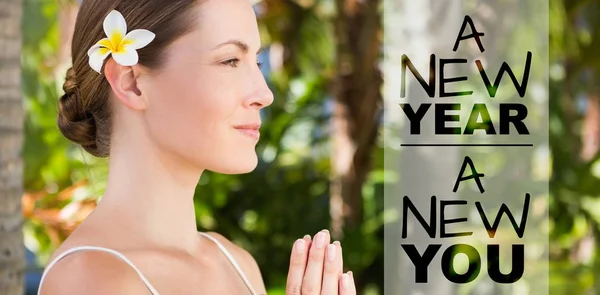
[91,133,202,253]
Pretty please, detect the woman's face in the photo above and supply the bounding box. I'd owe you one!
[138,0,273,174]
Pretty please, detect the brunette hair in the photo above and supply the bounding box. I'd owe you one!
[58,0,201,157]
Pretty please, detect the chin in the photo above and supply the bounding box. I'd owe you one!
[211,152,258,175]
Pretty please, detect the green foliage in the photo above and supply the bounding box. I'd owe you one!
[547,0,600,293]
[21,0,110,262]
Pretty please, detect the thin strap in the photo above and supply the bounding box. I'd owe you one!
[37,246,159,295]
[199,232,258,295]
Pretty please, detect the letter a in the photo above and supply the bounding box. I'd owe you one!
[453,15,485,53]
[453,156,485,193]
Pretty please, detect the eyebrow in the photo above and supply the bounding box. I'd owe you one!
[212,39,262,55]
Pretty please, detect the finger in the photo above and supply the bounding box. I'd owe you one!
[321,243,341,294]
[335,241,343,273]
[301,230,330,295]
[349,272,356,294]
[304,234,312,251]
[286,238,309,295]
[339,272,356,295]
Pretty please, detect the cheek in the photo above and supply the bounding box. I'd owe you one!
[144,73,239,156]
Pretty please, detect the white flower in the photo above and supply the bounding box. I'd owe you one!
[87,10,156,74]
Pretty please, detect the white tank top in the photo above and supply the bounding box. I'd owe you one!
[37,232,258,295]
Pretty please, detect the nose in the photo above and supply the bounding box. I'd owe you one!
[246,67,274,109]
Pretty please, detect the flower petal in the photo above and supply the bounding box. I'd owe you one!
[88,46,112,73]
[112,48,139,66]
[103,10,127,42]
[87,44,101,57]
[87,39,112,57]
[123,29,156,50]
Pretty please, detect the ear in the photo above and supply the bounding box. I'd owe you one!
[104,58,147,110]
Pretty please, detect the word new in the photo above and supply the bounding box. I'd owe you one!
[400,15,532,135]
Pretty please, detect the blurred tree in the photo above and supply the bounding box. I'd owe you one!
[548,0,600,292]
[0,0,26,294]
[330,0,382,239]
[253,1,384,293]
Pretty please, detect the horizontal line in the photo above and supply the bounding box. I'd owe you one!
[401,143,534,147]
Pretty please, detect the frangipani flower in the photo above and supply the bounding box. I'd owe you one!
[87,10,155,74]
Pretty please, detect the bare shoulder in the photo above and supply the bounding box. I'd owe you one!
[203,232,267,293]
[39,248,151,295]
[204,232,254,262]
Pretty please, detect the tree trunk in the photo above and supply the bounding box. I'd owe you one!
[0,0,25,294]
[330,0,382,239]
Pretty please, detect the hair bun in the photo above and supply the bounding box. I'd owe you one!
[57,67,101,156]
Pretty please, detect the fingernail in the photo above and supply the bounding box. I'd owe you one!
[349,271,354,283]
[315,232,326,248]
[333,241,340,246]
[303,234,311,241]
[342,273,350,289]
[295,239,306,254]
[322,229,329,233]
[327,244,336,261]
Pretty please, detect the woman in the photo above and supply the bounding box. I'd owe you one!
[37,0,356,294]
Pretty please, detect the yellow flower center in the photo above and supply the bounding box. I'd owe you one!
[102,31,134,53]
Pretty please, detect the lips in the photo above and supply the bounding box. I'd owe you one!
[233,123,261,140]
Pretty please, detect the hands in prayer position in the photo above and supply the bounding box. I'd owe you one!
[286,230,356,295]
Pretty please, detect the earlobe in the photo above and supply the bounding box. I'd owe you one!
[104,58,147,110]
